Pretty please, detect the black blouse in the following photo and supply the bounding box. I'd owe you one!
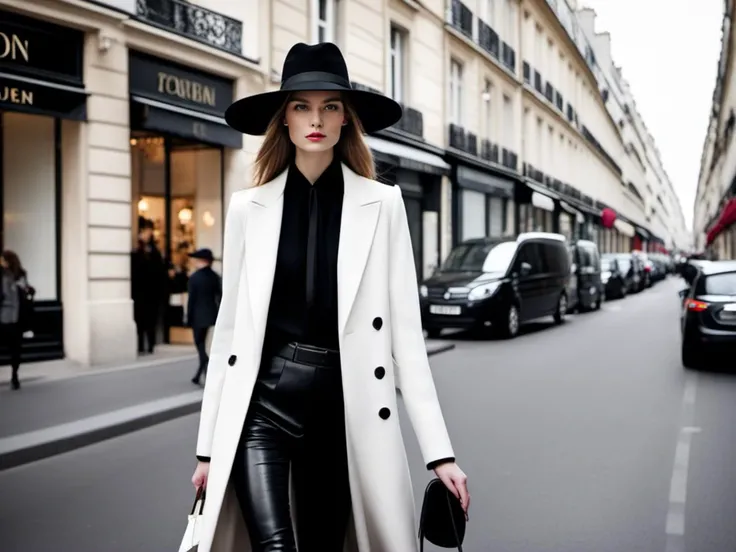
[262,156,344,353]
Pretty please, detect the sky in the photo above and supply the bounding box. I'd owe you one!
[579,0,724,231]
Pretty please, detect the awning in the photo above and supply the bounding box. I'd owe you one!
[364,135,450,175]
[560,201,585,223]
[532,192,555,211]
[456,165,514,197]
[130,95,242,148]
[635,226,651,240]
[614,219,635,237]
[0,71,87,121]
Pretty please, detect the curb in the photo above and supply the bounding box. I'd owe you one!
[0,345,456,471]
[0,392,203,472]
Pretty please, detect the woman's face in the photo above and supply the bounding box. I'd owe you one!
[284,91,346,154]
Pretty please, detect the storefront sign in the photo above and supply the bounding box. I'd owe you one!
[0,11,86,119]
[129,52,233,117]
[0,10,84,85]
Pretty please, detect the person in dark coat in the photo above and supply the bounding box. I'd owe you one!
[131,218,166,354]
[187,248,222,384]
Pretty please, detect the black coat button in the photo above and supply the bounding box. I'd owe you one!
[228,355,237,366]
[379,407,391,420]
[372,317,383,330]
[374,366,385,379]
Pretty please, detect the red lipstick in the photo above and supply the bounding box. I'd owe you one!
[306,132,326,141]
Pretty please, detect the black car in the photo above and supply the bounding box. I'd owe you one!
[680,260,736,369]
[420,233,571,339]
[567,240,603,312]
[600,255,628,299]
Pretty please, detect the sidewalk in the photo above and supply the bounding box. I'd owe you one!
[0,339,455,471]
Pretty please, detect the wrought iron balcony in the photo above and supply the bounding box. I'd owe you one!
[392,105,424,139]
[501,148,518,171]
[481,139,500,163]
[534,70,543,94]
[544,82,554,103]
[449,123,467,150]
[581,125,622,176]
[136,0,242,55]
[523,61,531,84]
[466,132,478,156]
[555,90,563,111]
[501,42,516,73]
[478,20,500,58]
[449,0,473,38]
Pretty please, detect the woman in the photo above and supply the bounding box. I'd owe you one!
[0,250,30,390]
[190,42,469,552]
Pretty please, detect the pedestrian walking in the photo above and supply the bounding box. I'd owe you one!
[131,217,166,354]
[186,248,221,385]
[0,250,33,390]
[188,42,469,552]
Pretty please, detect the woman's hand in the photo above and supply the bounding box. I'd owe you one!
[191,461,210,490]
[434,462,470,518]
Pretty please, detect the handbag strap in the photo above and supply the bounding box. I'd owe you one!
[190,486,206,516]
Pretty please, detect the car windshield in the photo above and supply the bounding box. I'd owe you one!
[616,257,631,272]
[704,272,736,295]
[440,241,516,273]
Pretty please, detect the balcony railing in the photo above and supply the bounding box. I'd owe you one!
[481,139,500,163]
[523,61,531,84]
[544,82,554,103]
[581,125,622,176]
[136,0,242,55]
[501,42,516,73]
[478,20,500,58]
[466,132,478,156]
[392,105,424,138]
[555,90,564,111]
[449,0,473,38]
[534,70,543,94]
[449,123,467,150]
[501,148,518,171]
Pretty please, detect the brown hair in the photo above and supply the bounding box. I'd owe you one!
[252,94,376,186]
[1,250,26,280]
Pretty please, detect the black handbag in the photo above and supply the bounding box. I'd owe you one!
[17,284,35,333]
[419,478,466,551]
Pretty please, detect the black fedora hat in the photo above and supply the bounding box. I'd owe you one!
[188,248,214,262]
[225,42,403,135]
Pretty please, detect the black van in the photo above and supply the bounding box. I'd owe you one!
[420,233,572,338]
[567,240,604,312]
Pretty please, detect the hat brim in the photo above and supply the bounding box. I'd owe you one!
[224,84,403,135]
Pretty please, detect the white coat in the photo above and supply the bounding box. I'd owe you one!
[194,163,455,552]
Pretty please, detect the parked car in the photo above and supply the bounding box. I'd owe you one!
[419,232,571,339]
[632,251,653,288]
[605,253,641,294]
[600,255,629,299]
[679,260,736,369]
[567,240,603,312]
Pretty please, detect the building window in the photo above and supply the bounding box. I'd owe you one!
[390,26,406,103]
[450,58,464,125]
[505,0,516,44]
[481,0,495,26]
[311,0,335,43]
[461,189,486,240]
[488,196,505,237]
[483,79,493,139]
[502,94,513,148]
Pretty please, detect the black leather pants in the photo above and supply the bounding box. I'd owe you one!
[232,343,351,552]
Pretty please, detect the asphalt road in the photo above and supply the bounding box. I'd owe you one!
[2,276,736,551]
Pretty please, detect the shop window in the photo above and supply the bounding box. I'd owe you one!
[131,134,223,344]
[461,189,485,240]
[2,112,57,300]
[487,196,504,237]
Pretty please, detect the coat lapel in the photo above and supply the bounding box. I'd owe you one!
[337,164,382,336]
[244,170,287,342]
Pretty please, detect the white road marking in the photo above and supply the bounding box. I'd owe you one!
[665,373,699,551]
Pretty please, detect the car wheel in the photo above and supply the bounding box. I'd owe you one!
[554,293,567,324]
[681,337,701,370]
[594,292,602,310]
[502,304,520,339]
